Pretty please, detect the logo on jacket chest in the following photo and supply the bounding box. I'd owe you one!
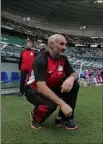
[30,52,33,56]
[58,65,63,72]
[48,65,63,74]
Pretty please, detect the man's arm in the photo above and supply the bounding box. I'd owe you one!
[61,56,79,93]
[67,72,79,82]
[37,81,72,117]
[36,81,63,106]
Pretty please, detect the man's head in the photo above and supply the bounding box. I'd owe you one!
[26,38,33,49]
[48,34,67,58]
[39,43,46,50]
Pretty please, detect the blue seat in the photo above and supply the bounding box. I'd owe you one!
[80,74,83,78]
[11,72,20,82]
[1,71,9,83]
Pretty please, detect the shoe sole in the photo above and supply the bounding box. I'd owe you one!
[56,124,79,130]
[30,123,41,129]
[30,111,41,129]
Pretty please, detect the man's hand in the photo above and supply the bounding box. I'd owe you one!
[61,76,75,93]
[59,101,72,117]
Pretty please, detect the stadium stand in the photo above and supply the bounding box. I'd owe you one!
[65,47,103,58]
[1,17,103,44]
[1,33,25,46]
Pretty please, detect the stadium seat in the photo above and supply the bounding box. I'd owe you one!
[1,71,9,83]
[80,74,83,78]
[11,72,20,82]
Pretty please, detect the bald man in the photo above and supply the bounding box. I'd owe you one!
[25,34,80,130]
[39,43,46,52]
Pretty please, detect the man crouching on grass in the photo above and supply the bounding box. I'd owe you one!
[25,34,80,130]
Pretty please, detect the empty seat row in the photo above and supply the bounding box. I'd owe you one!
[1,71,20,83]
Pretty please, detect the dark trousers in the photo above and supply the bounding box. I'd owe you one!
[20,70,29,94]
[25,82,80,123]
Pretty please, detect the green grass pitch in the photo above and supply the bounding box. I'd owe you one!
[1,86,103,144]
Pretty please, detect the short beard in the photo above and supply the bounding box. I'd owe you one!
[53,52,61,59]
[49,48,60,59]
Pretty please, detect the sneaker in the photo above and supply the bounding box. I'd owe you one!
[30,111,41,129]
[31,120,41,129]
[55,117,79,130]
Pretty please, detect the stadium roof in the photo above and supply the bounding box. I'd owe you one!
[1,0,103,37]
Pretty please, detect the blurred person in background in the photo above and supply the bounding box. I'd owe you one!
[18,38,36,96]
[25,34,80,130]
[85,69,89,85]
[92,69,98,86]
[39,43,46,53]
[97,69,103,85]
[89,69,94,85]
